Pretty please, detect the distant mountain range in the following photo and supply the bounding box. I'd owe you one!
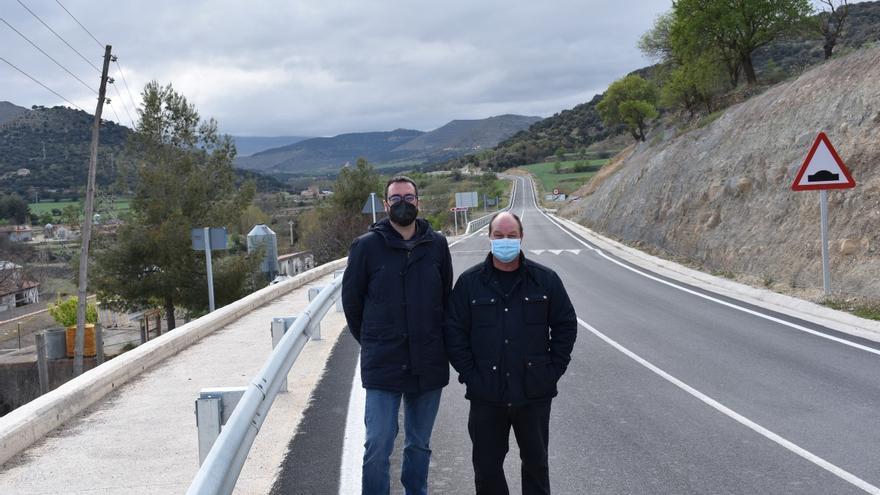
[230,135,312,157]
[0,100,541,196]
[233,114,541,173]
[0,102,286,198]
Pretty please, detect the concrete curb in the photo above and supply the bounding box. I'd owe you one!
[0,258,347,468]
[549,213,880,343]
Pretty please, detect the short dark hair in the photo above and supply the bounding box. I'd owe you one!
[384,176,419,199]
[488,211,523,236]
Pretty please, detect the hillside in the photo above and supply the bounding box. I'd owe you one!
[234,114,540,173]
[0,104,286,199]
[230,135,311,157]
[560,46,880,299]
[393,114,541,153]
[235,128,424,173]
[0,105,130,198]
[0,102,28,126]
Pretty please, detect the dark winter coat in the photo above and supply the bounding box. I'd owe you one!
[342,217,453,393]
[445,253,577,406]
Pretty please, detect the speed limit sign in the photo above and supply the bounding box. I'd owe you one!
[552,188,559,195]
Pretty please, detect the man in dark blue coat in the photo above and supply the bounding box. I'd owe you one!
[342,176,453,495]
[445,211,577,495]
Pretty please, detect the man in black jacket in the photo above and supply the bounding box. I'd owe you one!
[445,211,577,495]
[342,176,453,495]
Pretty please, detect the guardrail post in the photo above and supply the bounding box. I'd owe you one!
[270,316,299,392]
[308,288,323,340]
[195,386,247,465]
[334,270,345,312]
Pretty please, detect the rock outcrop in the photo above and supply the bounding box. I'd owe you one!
[561,47,880,297]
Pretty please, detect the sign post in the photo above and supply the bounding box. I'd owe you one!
[362,193,383,223]
[791,132,856,296]
[192,227,228,312]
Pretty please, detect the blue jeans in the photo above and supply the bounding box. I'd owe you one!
[362,387,443,495]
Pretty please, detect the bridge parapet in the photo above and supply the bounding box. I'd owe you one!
[0,258,346,469]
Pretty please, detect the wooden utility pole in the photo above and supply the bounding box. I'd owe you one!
[74,45,112,376]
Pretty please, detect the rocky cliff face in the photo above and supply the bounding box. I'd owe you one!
[561,47,880,298]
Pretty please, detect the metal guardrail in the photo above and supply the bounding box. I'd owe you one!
[186,274,343,495]
[464,176,516,234]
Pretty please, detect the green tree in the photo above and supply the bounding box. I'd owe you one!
[660,52,728,115]
[638,12,674,62]
[0,194,30,225]
[92,82,258,329]
[597,75,659,142]
[299,158,382,264]
[669,0,812,86]
[60,204,80,227]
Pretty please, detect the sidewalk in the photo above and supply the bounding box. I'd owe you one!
[0,271,348,495]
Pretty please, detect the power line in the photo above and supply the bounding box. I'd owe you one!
[110,80,135,128]
[15,0,101,73]
[0,55,86,112]
[107,98,123,126]
[114,60,140,120]
[54,0,103,49]
[0,15,97,95]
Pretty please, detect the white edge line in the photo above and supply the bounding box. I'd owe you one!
[577,316,880,495]
[531,192,880,358]
[339,356,364,495]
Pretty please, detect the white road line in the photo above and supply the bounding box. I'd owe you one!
[339,357,365,495]
[578,317,880,495]
[530,187,880,358]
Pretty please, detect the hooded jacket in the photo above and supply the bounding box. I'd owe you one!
[342,217,453,393]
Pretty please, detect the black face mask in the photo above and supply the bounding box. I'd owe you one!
[388,201,418,226]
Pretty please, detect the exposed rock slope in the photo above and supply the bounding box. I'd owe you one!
[561,47,880,297]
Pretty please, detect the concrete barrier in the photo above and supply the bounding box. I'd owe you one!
[0,258,347,467]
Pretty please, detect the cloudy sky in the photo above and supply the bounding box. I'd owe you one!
[3,0,676,136]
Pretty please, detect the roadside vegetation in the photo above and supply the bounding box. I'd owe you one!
[520,159,607,195]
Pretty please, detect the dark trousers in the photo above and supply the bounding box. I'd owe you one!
[468,400,552,495]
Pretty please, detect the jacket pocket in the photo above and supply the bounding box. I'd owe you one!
[468,359,501,402]
[524,354,558,399]
[470,297,498,327]
[523,294,549,325]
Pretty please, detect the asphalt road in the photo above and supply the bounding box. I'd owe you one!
[276,176,880,494]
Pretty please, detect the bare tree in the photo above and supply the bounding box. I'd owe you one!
[816,0,849,59]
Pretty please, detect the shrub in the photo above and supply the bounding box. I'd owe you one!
[48,296,98,327]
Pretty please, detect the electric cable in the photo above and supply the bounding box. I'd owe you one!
[0,55,86,112]
[110,80,136,128]
[0,15,97,94]
[16,0,101,73]
[113,60,140,118]
[53,0,103,49]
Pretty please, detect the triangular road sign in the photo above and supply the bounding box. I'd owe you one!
[792,132,855,191]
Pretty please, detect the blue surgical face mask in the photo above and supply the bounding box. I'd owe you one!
[491,238,521,263]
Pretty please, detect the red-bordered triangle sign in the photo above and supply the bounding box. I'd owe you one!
[791,132,855,191]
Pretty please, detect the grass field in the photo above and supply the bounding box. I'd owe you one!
[519,159,607,194]
[29,199,131,217]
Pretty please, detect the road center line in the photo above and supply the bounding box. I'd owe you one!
[578,316,880,494]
